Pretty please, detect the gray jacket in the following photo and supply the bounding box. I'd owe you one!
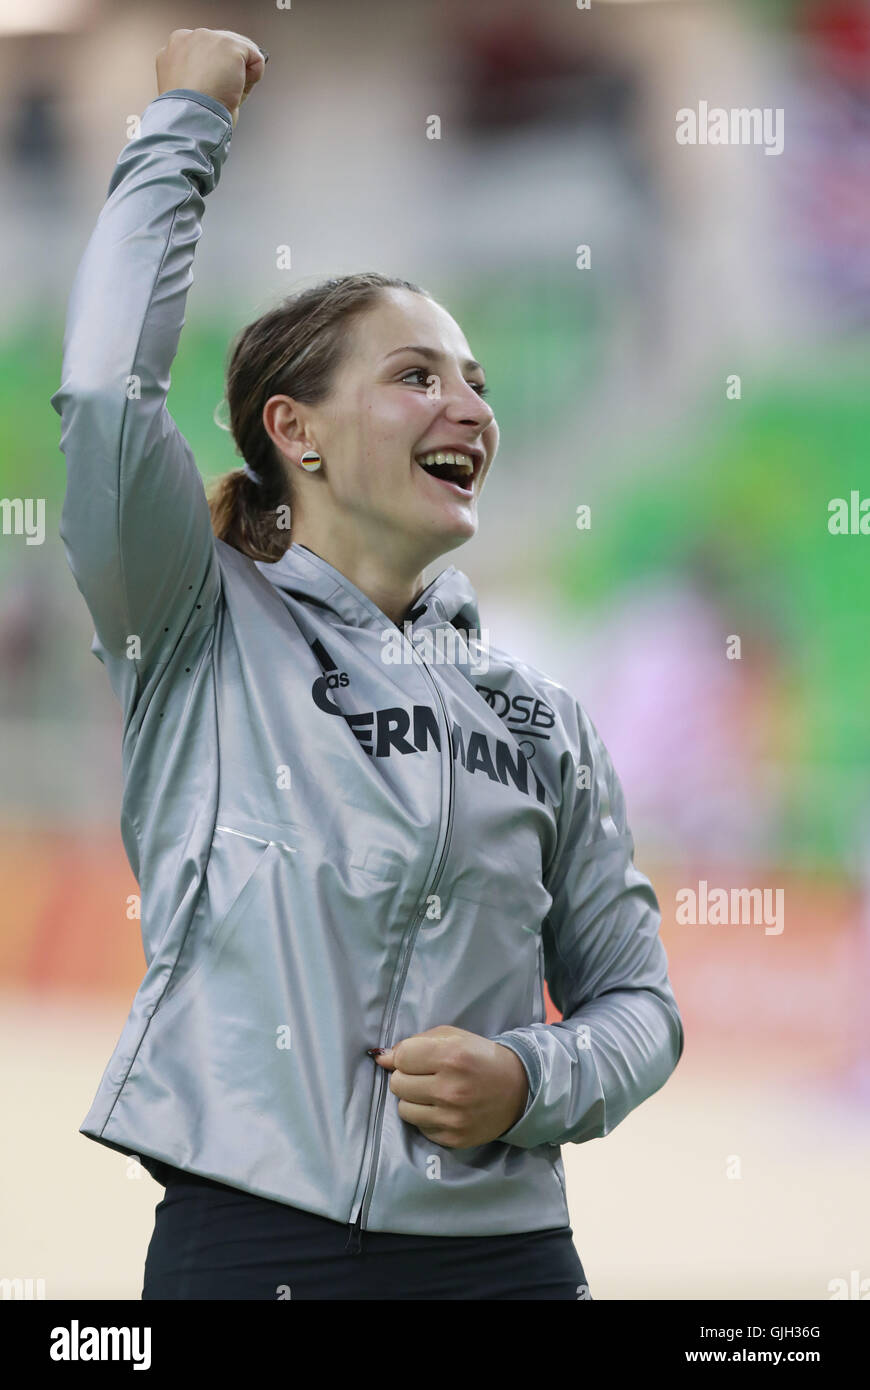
[50,89,684,1239]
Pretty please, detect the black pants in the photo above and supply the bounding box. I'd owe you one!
[142,1163,592,1300]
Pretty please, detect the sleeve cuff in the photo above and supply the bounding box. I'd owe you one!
[152,88,234,126]
[491,1031,550,1147]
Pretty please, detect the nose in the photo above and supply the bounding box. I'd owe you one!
[443,378,495,431]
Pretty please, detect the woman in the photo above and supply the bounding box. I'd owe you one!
[50,28,684,1300]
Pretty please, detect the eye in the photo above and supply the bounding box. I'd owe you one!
[400,367,433,387]
[400,366,489,397]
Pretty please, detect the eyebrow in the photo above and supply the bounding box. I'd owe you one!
[382,344,485,375]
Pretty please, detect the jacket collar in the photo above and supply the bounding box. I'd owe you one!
[255,542,483,636]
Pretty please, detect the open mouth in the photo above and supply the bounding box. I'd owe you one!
[414,450,479,498]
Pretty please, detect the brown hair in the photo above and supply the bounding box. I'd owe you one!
[207,272,431,562]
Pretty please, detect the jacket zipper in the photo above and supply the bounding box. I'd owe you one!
[536,933,546,1020]
[346,638,456,1253]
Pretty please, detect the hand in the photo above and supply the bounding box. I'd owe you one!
[156,28,267,126]
[372,1025,529,1148]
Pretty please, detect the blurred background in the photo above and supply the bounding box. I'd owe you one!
[1,0,869,1299]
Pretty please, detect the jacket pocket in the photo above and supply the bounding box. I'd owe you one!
[155,838,280,1017]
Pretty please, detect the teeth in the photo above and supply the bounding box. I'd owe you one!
[416,451,474,472]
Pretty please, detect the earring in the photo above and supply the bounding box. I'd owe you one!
[300,449,322,472]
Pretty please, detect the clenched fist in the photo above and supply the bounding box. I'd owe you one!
[156,28,267,126]
[372,1025,530,1148]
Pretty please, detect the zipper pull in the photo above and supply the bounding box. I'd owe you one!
[345,1211,363,1254]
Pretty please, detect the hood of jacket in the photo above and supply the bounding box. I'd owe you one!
[255,543,484,640]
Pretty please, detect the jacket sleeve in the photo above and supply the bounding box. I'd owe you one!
[48,89,234,709]
[490,700,684,1149]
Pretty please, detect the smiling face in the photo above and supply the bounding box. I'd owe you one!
[266,287,499,572]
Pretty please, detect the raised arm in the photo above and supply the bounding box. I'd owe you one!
[491,701,684,1149]
[49,30,266,707]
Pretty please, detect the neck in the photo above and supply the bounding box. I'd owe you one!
[290,521,432,627]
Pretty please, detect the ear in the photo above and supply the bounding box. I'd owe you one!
[262,394,308,457]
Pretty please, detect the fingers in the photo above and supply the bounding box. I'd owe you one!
[396,1098,441,1126]
[395,1099,461,1147]
[389,1068,440,1105]
[213,29,268,68]
[226,32,267,102]
[241,64,262,102]
[391,1028,460,1076]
